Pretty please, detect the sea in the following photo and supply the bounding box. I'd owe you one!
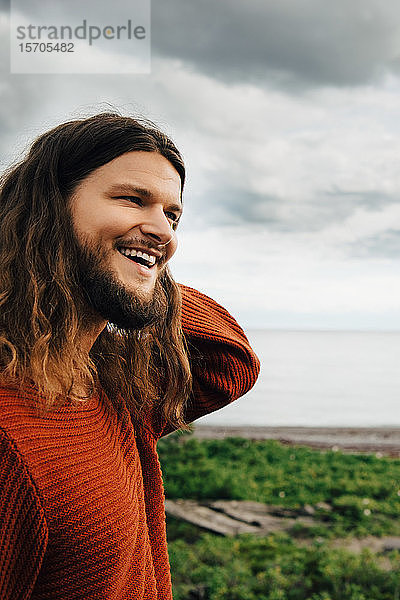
[197,330,400,427]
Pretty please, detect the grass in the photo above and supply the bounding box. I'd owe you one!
[158,432,400,538]
[168,531,400,600]
[157,432,400,599]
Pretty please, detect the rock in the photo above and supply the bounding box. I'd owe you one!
[382,537,400,552]
[315,502,332,511]
[303,504,316,515]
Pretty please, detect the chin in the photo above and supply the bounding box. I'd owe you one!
[124,277,156,294]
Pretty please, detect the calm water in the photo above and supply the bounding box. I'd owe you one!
[198,330,400,427]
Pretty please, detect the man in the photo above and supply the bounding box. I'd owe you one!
[0,113,259,599]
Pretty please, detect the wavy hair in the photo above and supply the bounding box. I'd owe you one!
[0,113,192,430]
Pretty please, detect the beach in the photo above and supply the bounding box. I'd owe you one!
[193,425,400,456]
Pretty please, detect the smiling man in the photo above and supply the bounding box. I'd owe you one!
[71,151,181,336]
[0,113,259,600]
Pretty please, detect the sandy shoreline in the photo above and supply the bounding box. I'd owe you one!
[192,425,400,456]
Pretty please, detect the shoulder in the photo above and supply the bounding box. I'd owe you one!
[0,385,41,433]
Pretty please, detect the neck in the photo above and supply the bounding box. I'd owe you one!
[79,320,108,355]
[77,302,108,354]
[67,313,107,398]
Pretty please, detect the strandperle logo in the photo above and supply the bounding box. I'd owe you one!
[15,19,146,46]
[10,0,150,74]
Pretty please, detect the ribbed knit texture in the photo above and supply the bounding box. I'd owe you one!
[0,286,260,599]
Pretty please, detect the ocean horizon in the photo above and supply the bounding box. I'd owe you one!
[198,329,400,428]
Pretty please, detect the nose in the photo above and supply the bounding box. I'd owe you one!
[139,206,174,247]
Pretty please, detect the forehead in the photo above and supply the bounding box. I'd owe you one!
[81,151,182,198]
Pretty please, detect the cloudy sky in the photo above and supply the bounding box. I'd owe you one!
[2,0,400,330]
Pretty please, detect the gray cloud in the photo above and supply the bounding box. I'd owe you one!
[191,168,398,232]
[152,0,400,89]
[0,17,54,166]
[193,187,282,228]
[7,0,400,90]
[349,229,400,258]
[1,0,399,256]
[325,189,396,212]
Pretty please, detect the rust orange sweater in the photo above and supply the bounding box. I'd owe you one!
[0,285,260,600]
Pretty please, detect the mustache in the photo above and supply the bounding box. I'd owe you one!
[114,236,168,250]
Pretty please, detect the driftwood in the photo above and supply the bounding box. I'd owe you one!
[165,500,260,535]
[165,499,316,536]
[166,499,400,555]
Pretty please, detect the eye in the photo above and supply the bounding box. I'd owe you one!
[114,196,143,206]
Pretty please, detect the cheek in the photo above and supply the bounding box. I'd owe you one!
[71,197,135,242]
[78,219,133,245]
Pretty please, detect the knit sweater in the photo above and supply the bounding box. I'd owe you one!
[0,285,260,600]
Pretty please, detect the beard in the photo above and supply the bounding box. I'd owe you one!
[72,235,169,331]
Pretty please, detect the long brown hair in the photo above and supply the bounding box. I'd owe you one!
[0,113,192,430]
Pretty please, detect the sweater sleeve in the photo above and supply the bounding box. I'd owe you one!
[177,284,260,427]
[0,428,48,600]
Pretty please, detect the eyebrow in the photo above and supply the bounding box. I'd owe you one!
[107,183,183,214]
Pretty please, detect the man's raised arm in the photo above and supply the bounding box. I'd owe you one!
[159,284,260,436]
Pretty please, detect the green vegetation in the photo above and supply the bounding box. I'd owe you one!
[158,433,400,599]
[168,531,400,600]
[158,433,400,537]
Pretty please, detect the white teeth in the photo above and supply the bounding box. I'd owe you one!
[120,248,136,257]
[119,248,157,266]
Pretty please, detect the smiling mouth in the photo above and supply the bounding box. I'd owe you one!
[118,247,157,269]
